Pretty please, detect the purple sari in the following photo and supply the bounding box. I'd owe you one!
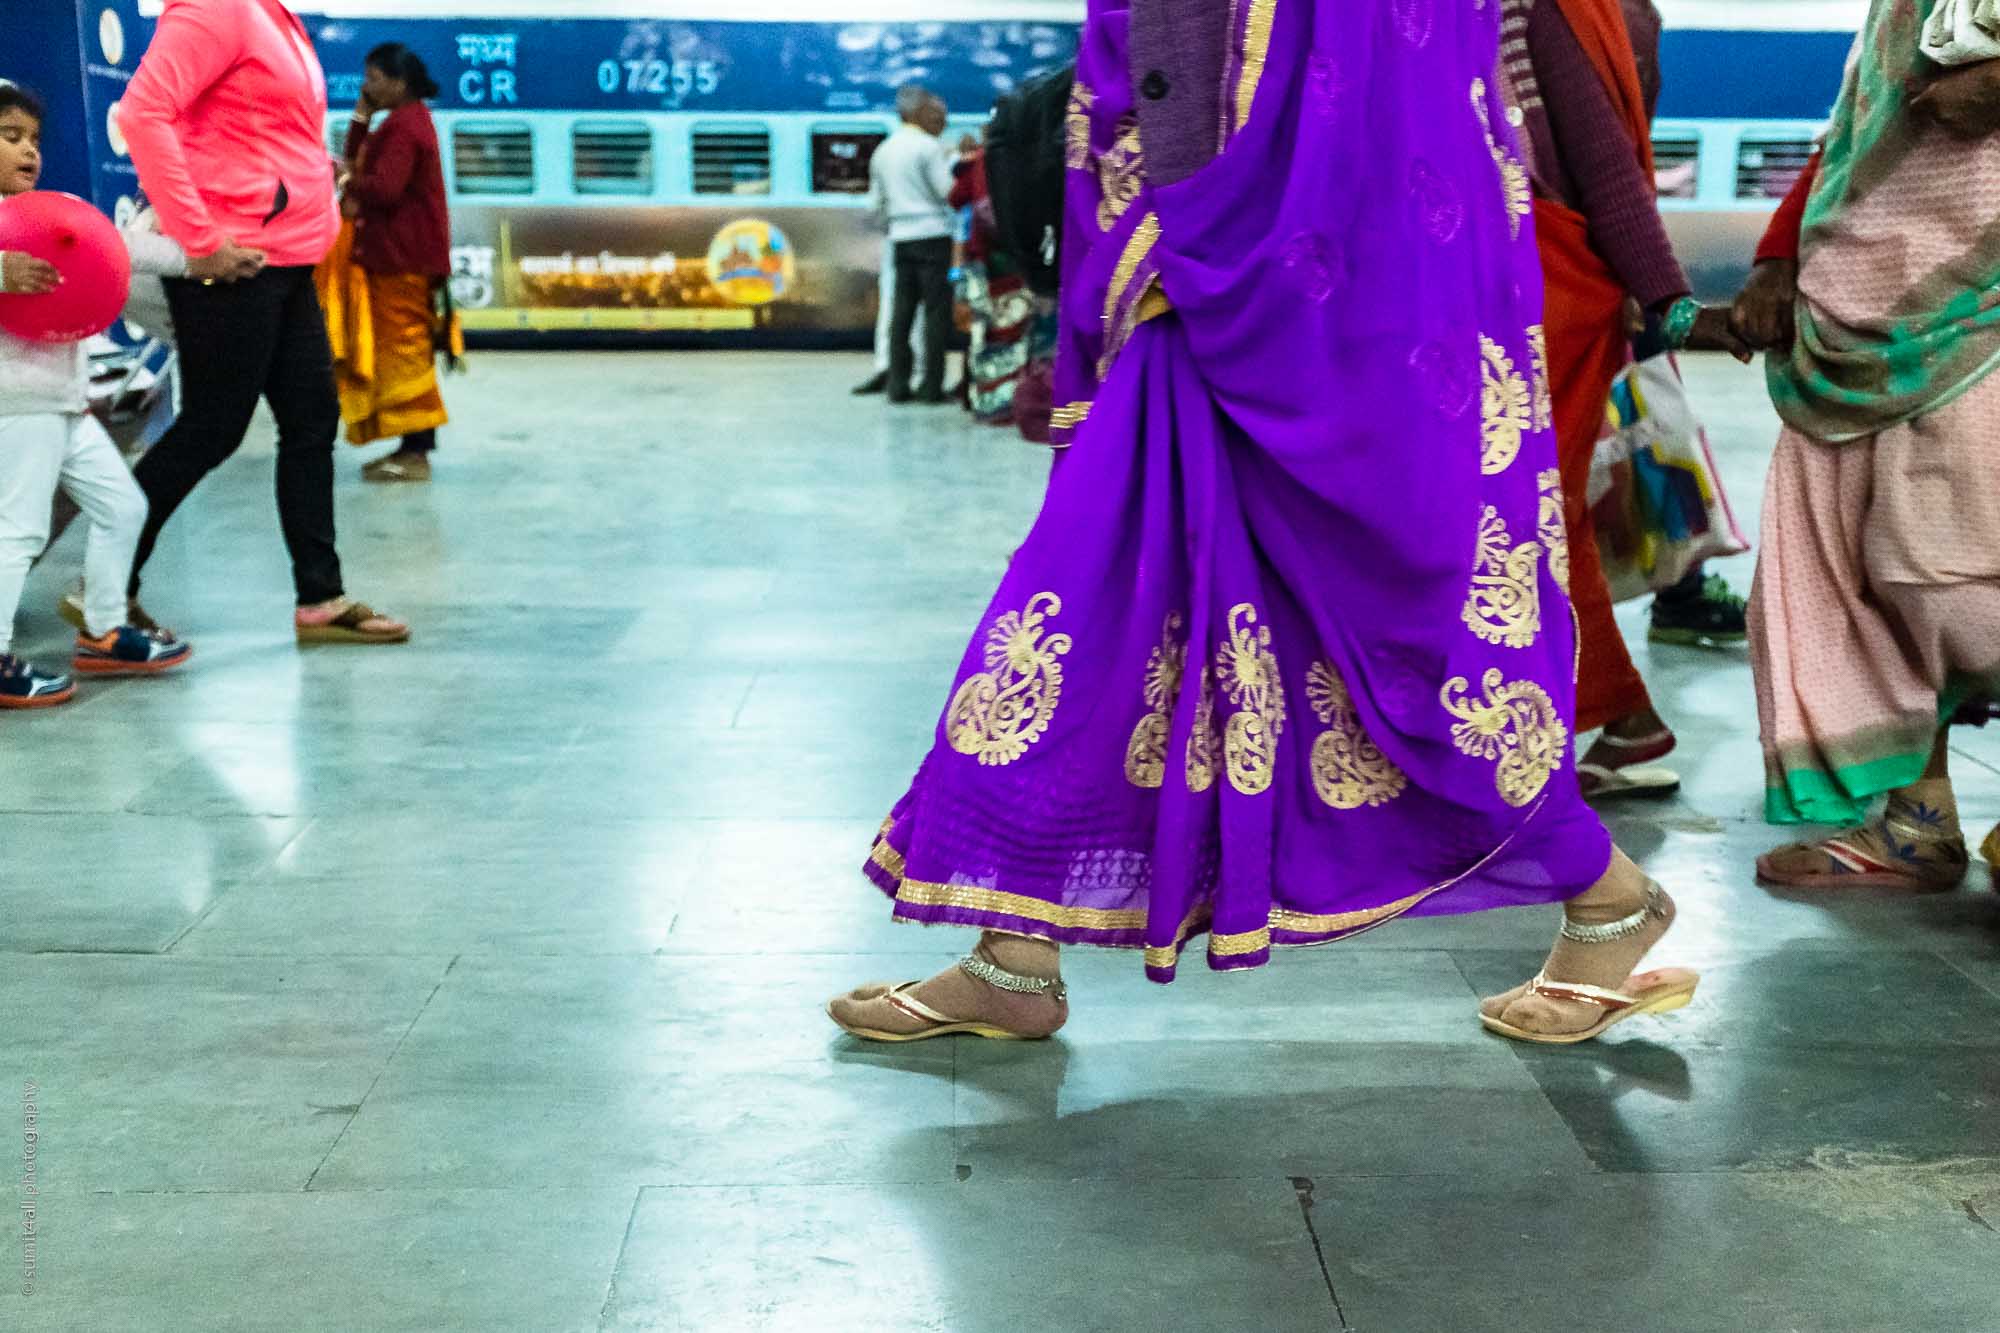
[865,0,1611,981]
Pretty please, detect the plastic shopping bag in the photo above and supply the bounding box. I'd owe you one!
[1586,353,1748,603]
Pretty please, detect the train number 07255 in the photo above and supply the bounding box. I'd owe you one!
[596,59,723,98]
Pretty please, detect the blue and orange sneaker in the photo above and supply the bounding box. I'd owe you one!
[72,624,192,677]
[0,654,76,709]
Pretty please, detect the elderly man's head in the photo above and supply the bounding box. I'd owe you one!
[896,84,931,125]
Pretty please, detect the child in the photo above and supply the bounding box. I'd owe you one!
[0,82,218,707]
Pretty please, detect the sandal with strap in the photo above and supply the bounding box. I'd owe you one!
[1480,967,1701,1045]
[1756,800,1969,892]
[827,953,1068,1043]
[295,600,411,646]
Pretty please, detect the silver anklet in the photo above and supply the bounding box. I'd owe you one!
[960,953,1067,1002]
[1559,881,1668,945]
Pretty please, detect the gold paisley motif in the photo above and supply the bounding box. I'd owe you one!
[1216,603,1285,796]
[1186,666,1221,793]
[1537,467,1570,594]
[947,591,1074,766]
[1526,323,1552,432]
[1481,334,1530,475]
[1065,81,1095,171]
[1440,669,1568,808]
[1471,77,1532,240]
[1305,661,1407,809]
[1124,613,1188,789]
[1096,115,1144,231]
[1463,506,1543,649]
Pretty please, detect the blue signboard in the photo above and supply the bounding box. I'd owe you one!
[306,17,1078,115]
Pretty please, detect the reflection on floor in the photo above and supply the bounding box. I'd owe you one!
[3,352,1997,1331]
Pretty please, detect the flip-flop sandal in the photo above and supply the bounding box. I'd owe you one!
[1480,967,1700,1045]
[1984,827,2000,892]
[827,954,1067,1043]
[1578,762,1681,802]
[296,601,411,645]
[1755,830,1968,892]
[827,982,1044,1043]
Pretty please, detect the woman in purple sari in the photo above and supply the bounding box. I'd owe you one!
[828,0,1698,1045]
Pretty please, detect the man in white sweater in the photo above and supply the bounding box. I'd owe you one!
[0,83,245,706]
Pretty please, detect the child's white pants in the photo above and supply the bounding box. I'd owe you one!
[0,413,147,654]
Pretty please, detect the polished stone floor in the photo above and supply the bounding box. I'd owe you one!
[2,352,1997,1332]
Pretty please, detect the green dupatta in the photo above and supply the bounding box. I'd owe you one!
[1767,0,2000,443]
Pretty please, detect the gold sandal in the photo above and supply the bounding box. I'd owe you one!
[1481,968,1700,1045]
[827,954,1067,1043]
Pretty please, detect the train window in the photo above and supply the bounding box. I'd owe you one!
[1652,135,1700,200]
[453,123,536,195]
[574,121,655,196]
[1735,137,1815,201]
[811,126,887,194]
[691,125,773,196]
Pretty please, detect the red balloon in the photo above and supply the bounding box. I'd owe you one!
[0,192,133,344]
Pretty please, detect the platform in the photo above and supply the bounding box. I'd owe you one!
[2,352,1996,1331]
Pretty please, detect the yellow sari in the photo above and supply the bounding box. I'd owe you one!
[316,220,461,445]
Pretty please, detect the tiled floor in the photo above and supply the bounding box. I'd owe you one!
[2,353,1996,1331]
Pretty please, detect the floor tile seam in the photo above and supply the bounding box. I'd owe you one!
[594,1186,648,1331]
[302,953,463,1193]
[1938,952,2000,1003]
[160,817,323,954]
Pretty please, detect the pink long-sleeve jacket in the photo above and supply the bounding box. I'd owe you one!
[120,0,338,267]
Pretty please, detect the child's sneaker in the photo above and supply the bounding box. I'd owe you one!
[0,654,76,709]
[72,625,192,676]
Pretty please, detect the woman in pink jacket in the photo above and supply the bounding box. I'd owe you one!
[120,0,408,643]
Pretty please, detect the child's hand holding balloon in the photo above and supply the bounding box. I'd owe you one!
[2,250,59,295]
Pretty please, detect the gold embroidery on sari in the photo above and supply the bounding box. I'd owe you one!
[1217,602,1285,796]
[1537,467,1569,593]
[947,591,1074,765]
[1051,401,1093,431]
[1305,661,1408,809]
[1480,334,1530,475]
[1099,213,1163,376]
[1096,116,1144,231]
[1186,666,1221,792]
[1526,323,1552,431]
[895,877,1149,931]
[1209,926,1272,957]
[1471,77,1531,240]
[869,834,907,881]
[1232,0,1280,135]
[1463,506,1543,649]
[1065,81,1095,171]
[1125,613,1188,789]
[1440,669,1567,807]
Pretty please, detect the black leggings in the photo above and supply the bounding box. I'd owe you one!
[131,266,344,606]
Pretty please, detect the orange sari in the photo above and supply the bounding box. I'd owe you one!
[317,220,455,446]
[1535,0,1655,733]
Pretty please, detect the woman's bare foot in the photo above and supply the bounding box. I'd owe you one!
[1480,850,1679,1039]
[828,932,1068,1041]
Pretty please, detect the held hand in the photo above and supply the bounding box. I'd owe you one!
[340,193,362,221]
[186,239,266,283]
[1684,305,1754,364]
[1621,296,1646,339]
[1,252,61,295]
[1730,258,1798,351]
[1910,62,2000,138]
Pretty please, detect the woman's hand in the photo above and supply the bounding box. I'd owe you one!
[352,91,376,121]
[1684,305,1754,363]
[186,239,266,283]
[1,252,61,295]
[340,192,362,221]
[1910,61,2000,138]
[1731,258,1798,351]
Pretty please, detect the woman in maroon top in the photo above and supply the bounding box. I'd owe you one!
[332,44,452,483]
